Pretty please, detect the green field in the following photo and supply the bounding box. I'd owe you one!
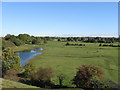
[1,78,39,88]
[3,41,118,88]
[10,44,41,52]
[1,78,83,90]
[26,41,119,87]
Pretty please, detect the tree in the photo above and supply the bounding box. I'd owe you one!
[18,34,32,44]
[99,43,102,46]
[58,39,61,41]
[31,67,53,88]
[4,69,20,81]
[10,36,24,46]
[22,63,35,78]
[2,38,16,50]
[2,48,20,77]
[72,65,104,88]
[43,39,47,43]
[65,42,70,46]
[4,34,12,40]
[4,35,24,46]
[57,73,66,87]
[32,37,41,44]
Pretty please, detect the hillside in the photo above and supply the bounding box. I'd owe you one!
[1,78,39,88]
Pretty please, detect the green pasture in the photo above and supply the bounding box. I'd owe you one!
[11,44,40,52]
[1,78,39,88]
[27,41,119,87]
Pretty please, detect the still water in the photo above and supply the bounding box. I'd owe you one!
[17,48,43,66]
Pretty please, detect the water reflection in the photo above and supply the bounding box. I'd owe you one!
[17,48,43,66]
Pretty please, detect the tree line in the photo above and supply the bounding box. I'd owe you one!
[2,34,48,50]
[57,37,120,43]
[2,34,120,49]
[65,42,85,46]
[99,43,120,47]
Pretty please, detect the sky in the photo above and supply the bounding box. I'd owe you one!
[2,2,118,37]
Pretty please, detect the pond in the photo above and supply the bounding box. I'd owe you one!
[16,48,43,66]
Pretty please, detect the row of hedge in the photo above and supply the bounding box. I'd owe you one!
[99,44,120,47]
[65,42,85,46]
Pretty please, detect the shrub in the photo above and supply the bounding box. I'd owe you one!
[10,37,24,46]
[43,39,47,43]
[22,63,35,78]
[4,69,20,81]
[32,38,41,44]
[89,79,113,88]
[2,48,20,77]
[30,67,54,88]
[57,73,66,87]
[72,65,104,88]
[2,39,16,49]
[99,43,102,46]
[65,42,70,46]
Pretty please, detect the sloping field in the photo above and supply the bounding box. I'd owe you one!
[29,41,119,86]
[1,78,39,88]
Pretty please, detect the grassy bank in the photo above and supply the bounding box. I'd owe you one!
[1,78,39,88]
[1,78,83,89]
[29,41,119,87]
[11,44,41,52]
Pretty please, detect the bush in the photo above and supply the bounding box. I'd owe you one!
[99,43,102,46]
[72,65,104,88]
[43,39,47,43]
[32,38,41,44]
[30,67,53,88]
[2,48,20,77]
[65,42,70,46]
[89,79,113,88]
[22,63,35,78]
[2,39,16,49]
[57,73,66,87]
[4,69,20,81]
[10,37,24,46]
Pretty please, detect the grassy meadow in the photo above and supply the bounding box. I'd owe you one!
[10,44,41,52]
[1,78,83,90]
[1,78,39,88]
[24,41,119,87]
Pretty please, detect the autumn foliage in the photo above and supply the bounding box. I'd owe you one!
[72,65,104,88]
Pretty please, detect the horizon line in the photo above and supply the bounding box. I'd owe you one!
[1,33,119,38]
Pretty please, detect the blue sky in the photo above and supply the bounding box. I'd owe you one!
[2,2,118,37]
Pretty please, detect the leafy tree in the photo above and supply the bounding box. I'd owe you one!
[2,48,20,77]
[65,42,70,46]
[99,43,102,46]
[18,34,32,44]
[31,67,53,88]
[32,37,41,44]
[3,35,24,46]
[72,65,104,88]
[58,39,61,41]
[43,39,47,43]
[88,79,113,88]
[4,69,20,81]
[10,36,24,46]
[4,34,12,40]
[22,63,35,78]
[57,73,66,87]
[2,38,16,50]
